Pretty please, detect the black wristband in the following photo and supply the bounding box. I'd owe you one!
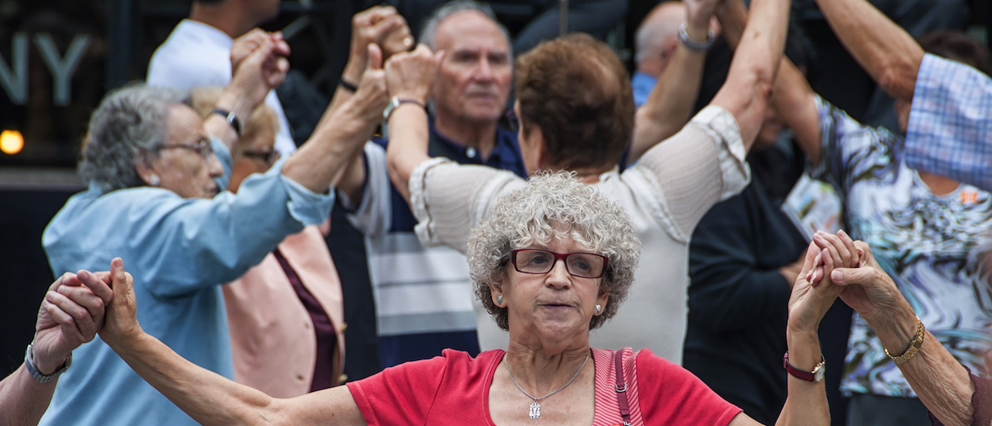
[212,109,242,136]
[339,79,359,92]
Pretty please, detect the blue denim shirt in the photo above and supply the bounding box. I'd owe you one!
[39,139,334,426]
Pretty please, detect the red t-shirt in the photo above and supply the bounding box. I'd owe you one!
[346,347,742,425]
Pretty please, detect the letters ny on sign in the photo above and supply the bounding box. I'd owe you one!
[0,33,91,106]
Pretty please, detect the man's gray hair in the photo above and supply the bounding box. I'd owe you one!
[467,171,642,331]
[419,0,512,53]
[79,84,188,192]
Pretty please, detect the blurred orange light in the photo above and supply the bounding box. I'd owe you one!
[1,130,24,154]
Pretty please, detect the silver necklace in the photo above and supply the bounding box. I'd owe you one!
[504,353,590,420]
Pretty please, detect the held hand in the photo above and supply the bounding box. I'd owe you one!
[345,6,412,80]
[806,229,863,287]
[385,44,443,105]
[828,241,907,324]
[224,36,291,117]
[684,0,721,39]
[230,29,290,72]
[33,270,114,373]
[787,242,844,335]
[98,258,143,349]
[326,44,390,139]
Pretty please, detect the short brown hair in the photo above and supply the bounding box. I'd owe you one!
[515,34,634,170]
[918,30,992,77]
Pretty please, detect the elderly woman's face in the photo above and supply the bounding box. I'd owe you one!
[495,235,609,341]
[144,105,224,199]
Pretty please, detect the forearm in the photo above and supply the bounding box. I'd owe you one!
[710,0,791,149]
[813,0,923,102]
[282,100,376,194]
[776,330,830,426]
[866,312,975,426]
[718,0,822,164]
[0,365,58,426]
[630,21,708,160]
[110,332,277,425]
[385,104,431,204]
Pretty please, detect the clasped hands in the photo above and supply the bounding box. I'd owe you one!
[789,229,905,335]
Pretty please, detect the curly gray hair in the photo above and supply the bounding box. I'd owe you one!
[467,171,641,331]
[79,84,189,192]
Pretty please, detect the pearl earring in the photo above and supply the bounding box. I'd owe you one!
[150,175,160,186]
[595,304,602,314]
[496,295,503,306]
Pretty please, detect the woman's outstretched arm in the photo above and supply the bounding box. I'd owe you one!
[99,258,366,426]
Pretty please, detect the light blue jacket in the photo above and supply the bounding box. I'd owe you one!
[39,140,333,425]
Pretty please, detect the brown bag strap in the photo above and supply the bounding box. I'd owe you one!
[614,349,632,426]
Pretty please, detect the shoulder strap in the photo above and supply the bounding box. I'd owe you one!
[614,349,632,426]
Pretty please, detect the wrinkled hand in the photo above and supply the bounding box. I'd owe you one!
[827,241,906,324]
[806,230,862,286]
[787,242,844,335]
[327,44,390,138]
[230,28,290,72]
[225,33,291,113]
[98,258,142,349]
[684,0,721,40]
[385,44,443,105]
[345,6,412,80]
[33,269,114,373]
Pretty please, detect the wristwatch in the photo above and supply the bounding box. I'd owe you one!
[25,343,72,383]
[212,108,242,136]
[383,97,426,122]
[783,352,825,382]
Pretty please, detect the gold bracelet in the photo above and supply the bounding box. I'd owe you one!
[884,316,925,364]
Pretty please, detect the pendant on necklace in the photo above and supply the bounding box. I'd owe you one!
[529,401,541,419]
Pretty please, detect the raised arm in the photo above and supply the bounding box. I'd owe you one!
[99,259,366,426]
[333,6,413,202]
[630,0,719,161]
[709,0,791,149]
[280,44,389,194]
[383,45,442,203]
[0,270,113,426]
[716,0,822,165]
[828,244,977,426]
[813,0,924,102]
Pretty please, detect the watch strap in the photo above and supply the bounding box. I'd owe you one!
[25,343,71,383]
[783,352,825,382]
[677,22,716,51]
[384,97,426,122]
[213,108,242,136]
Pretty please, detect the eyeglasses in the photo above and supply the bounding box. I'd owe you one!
[241,149,280,165]
[510,249,609,279]
[155,139,214,159]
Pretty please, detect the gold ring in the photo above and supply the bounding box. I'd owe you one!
[402,35,414,48]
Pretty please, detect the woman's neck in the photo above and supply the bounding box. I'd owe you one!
[503,340,592,395]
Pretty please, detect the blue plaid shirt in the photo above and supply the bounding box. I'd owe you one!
[905,54,992,192]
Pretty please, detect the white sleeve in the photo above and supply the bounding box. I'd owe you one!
[628,105,751,242]
[343,142,392,238]
[409,158,526,253]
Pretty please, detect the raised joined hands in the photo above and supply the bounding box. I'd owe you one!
[33,267,114,374]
